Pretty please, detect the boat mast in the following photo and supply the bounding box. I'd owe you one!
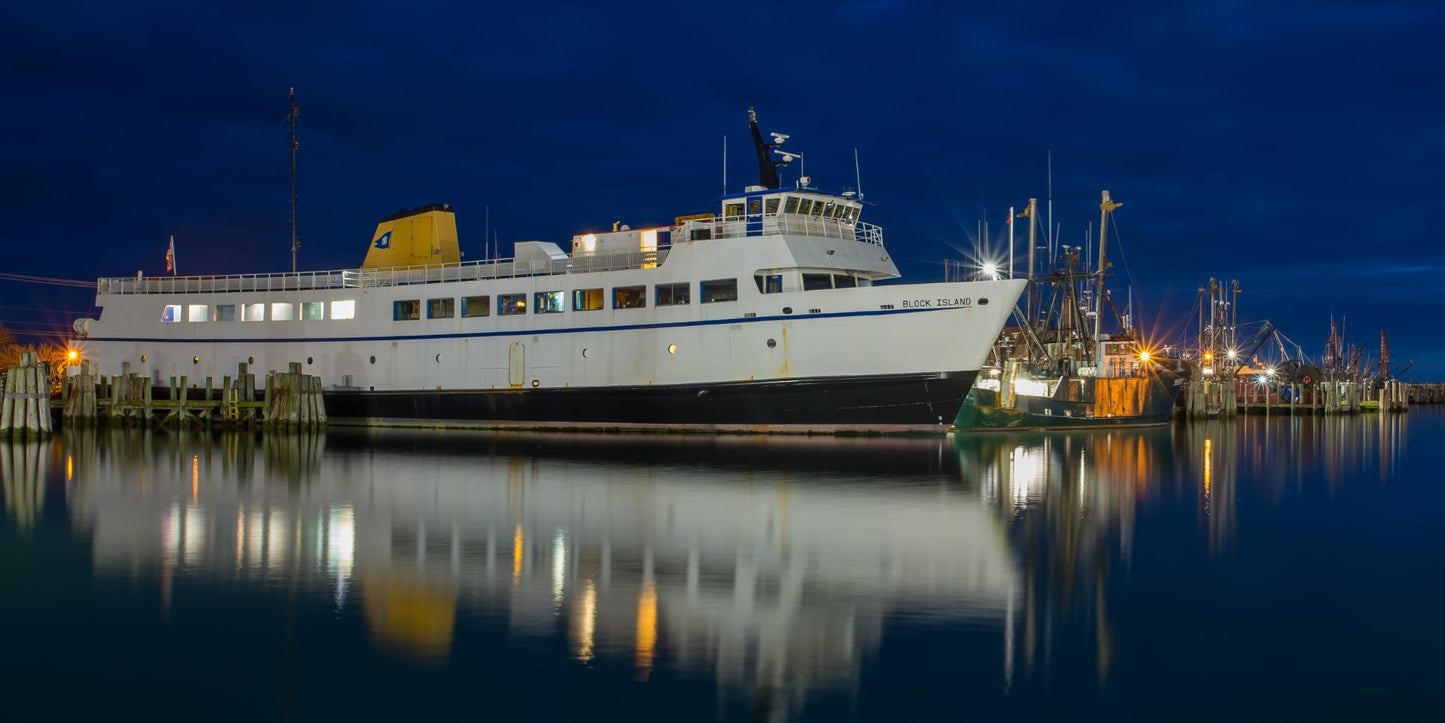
[1025,197,1038,326]
[1094,190,1122,365]
[289,88,300,273]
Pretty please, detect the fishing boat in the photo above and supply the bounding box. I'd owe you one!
[71,110,1024,434]
[955,192,1183,430]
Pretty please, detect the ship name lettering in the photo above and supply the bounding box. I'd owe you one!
[901,299,932,308]
[936,297,971,307]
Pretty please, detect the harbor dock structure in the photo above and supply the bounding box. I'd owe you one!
[4,360,326,431]
[1,352,54,438]
[1180,377,1408,417]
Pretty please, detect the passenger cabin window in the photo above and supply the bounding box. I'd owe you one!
[331,300,356,320]
[498,293,527,316]
[461,295,490,318]
[161,304,181,323]
[701,278,739,303]
[535,291,564,314]
[427,298,454,319]
[393,300,420,321]
[755,274,783,294]
[573,288,604,311]
[214,304,236,322]
[271,302,295,321]
[302,301,324,320]
[188,304,209,322]
[656,282,689,306]
[242,303,265,322]
[614,285,646,309]
[803,273,833,291]
[834,274,857,288]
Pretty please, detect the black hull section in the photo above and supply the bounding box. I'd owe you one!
[323,371,979,433]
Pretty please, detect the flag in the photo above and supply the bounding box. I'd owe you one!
[1018,206,1031,218]
[166,235,176,274]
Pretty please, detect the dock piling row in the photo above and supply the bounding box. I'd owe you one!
[2,360,325,431]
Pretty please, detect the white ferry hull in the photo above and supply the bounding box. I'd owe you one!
[79,278,1023,433]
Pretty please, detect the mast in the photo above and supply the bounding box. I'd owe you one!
[1094,190,1122,364]
[1025,197,1038,326]
[289,88,300,273]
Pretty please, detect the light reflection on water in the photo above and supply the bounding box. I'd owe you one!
[0,410,1433,720]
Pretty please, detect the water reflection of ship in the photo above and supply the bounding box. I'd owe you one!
[52,430,1022,718]
[957,428,1173,687]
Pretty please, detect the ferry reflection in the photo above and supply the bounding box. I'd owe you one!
[4,418,1405,715]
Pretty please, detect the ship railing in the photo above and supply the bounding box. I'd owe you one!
[674,216,883,246]
[97,247,674,294]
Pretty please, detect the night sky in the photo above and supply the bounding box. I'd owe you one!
[3,1,1441,376]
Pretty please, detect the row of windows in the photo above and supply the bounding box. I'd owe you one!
[720,196,860,223]
[162,300,356,323]
[393,279,739,320]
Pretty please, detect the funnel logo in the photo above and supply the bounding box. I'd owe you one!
[374,231,392,249]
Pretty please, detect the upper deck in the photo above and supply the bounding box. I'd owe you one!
[97,189,883,297]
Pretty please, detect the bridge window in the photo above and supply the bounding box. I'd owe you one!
[302,301,324,320]
[427,298,454,319]
[747,197,761,215]
[783,197,799,214]
[701,278,738,303]
[811,201,826,217]
[271,302,295,321]
[573,288,604,311]
[765,198,779,215]
[614,285,646,309]
[392,300,419,321]
[754,274,782,294]
[461,295,490,318]
[803,273,833,291]
[656,282,689,306]
[331,300,356,320]
[498,293,527,316]
[833,274,857,288]
[797,199,813,215]
[724,202,744,220]
[535,291,564,314]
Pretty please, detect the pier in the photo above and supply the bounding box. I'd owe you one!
[1180,378,1410,417]
[2,360,325,433]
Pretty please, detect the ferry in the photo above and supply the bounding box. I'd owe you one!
[73,110,1025,433]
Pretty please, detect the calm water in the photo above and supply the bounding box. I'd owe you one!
[2,411,1442,720]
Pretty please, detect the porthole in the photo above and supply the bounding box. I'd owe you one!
[979,298,990,306]
[767,338,777,349]
[531,379,540,388]
[582,348,590,358]
[369,355,376,364]
[193,356,200,365]
[782,306,793,314]
[140,354,147,363]
[668,344,677,355]
[435,353,442,363]
[248,356,255,365]
[307,356,314,365]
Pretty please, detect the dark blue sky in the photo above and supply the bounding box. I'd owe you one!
[3,1,1441,377]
